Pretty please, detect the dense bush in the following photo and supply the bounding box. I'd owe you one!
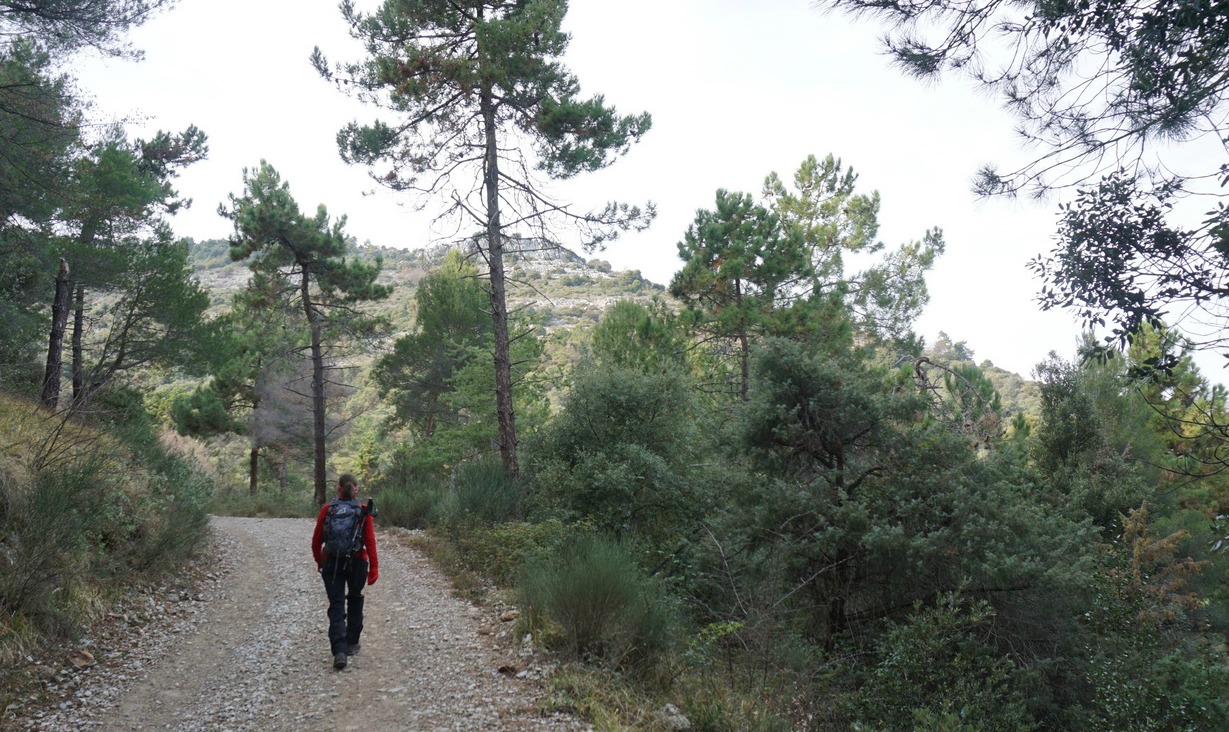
[526,363,701,554]
[375,477,446,529]
[373,455,528,531]
[845,594,1033,731]
[518,534,678,672]
[0,392,213,654]
[210,488,315,519]
[436,457,528,528]
[453,519,574,586]
[0,458,113,635]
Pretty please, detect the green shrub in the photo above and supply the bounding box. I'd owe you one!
[371,451,523,529]
[126,433,213,567]
[518,534,677,672]
[455,518,576,586]
[437,457,526,528]
[210,488,313,519]
[377,477,446,529]
[0,458,114,634]
[0,393,214,686]
[525,364,699,552]
[1069,557,1229,732]
[846,593,1033,732]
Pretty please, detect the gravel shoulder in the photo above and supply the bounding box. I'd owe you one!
[9,516,587,731]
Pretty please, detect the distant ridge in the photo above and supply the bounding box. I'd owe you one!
[421,234,587,271]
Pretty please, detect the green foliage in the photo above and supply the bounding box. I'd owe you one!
[0,39,77,388]
[1123,324,1229,481]
[374,452,529,530]
[911,357,1007,449]
[210,489,315,519]
[671,155,943,408]
[0,38,77,227]
[185,237,231,269]
[223,161,390,307]
[671,188,808,400]
[526,362,700,553]
[374,250,490,437]
[763,154,944,342]
[587,298,688,373]
[436,457,528,528]
[319,0,652,201]
[223,161,390,502]
[1031,353,1159,533]
[0,230,54,390]
[518,534,677,672]
[374,479,444,530]
[590,298,688,374]
[31,123,212,408]
[195,272,301,477]
[1069,524,1229,731]
[0,392,212,640]
[722,336,1099,691]
[171,378,236,440]
[66,237,213,408]
[823,0,1229,366]
[318,0,654,474]
[1032,173,1229,356]
[0,0,174,57]
[0,458,112,633]
[847,593,1034,731]
[452,518,573,586]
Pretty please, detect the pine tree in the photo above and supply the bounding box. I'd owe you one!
[222,162,391,505]
[670,189,808,402]
[313,0,652,474]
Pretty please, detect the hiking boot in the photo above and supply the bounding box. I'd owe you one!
[346,643,361,656]
[333,652,347,670]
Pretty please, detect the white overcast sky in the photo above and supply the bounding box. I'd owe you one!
[70,0,1095,378]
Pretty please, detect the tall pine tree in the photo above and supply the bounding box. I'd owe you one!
[313,0,652,474]
[222,161,390,505]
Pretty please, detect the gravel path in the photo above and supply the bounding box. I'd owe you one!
[9,517,588,731]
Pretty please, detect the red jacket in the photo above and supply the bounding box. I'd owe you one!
[312,500,378,578]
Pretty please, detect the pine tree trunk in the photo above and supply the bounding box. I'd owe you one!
[71,282,85,406]
[736,278,750,402]
[481,83,518,476]
[301,270,328,505]
[739,330,750,402]
[249,444,259,496]
[41,259,72,409]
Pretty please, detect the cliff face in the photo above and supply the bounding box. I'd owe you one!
[422,234,587,273]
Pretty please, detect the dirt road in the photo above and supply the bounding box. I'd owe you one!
[17,517,586,731]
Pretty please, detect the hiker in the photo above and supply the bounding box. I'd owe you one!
[311,472,379,670]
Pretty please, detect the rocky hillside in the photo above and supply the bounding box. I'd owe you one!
[188,235,668,335]
[187,237,1041,417]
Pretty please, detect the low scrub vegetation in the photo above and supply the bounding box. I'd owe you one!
[0,393,213,693]
[361,326,1229,730]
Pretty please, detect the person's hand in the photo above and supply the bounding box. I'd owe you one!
[367,568,378,586]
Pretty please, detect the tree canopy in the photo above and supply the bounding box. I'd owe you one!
[820,0,1229,361]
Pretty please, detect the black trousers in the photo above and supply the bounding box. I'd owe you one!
[320,557,368,655]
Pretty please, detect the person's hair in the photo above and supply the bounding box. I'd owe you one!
[337,472,358,499]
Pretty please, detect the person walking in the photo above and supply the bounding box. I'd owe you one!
[311,472,378,669]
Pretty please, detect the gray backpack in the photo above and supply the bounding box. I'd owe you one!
[322,498,364,559]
